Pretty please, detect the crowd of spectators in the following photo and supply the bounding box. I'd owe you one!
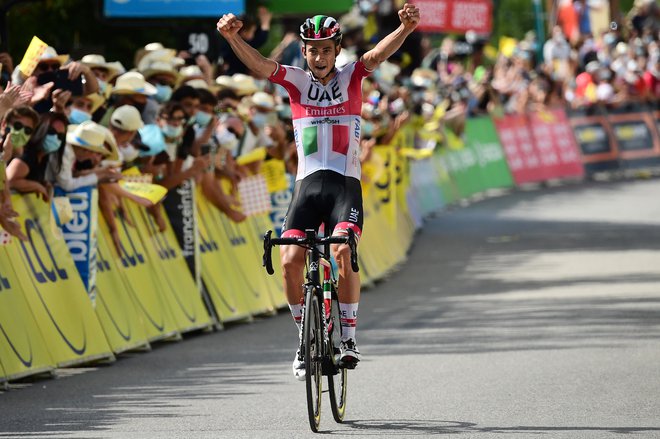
[0,0,659,243]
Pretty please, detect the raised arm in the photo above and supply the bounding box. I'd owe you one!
[216,13,278,79]
[361,3,420,71]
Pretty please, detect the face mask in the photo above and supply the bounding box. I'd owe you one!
[194,111,213,127]
[251,112,269,129]
[216,128,239,153]
[120,144,139,162]
[75,159,95,171]
[9,128,31,149]
[162,123,183,139]
[98,80,108,95]
[362,121,374,137]
[154,84,173,104]
[69,108,92,124]
[42,134,62,153]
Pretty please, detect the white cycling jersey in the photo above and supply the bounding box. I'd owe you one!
[269,60,371,181]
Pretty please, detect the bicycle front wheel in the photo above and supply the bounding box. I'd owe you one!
[304,287,323,432]
[328,291,347,422]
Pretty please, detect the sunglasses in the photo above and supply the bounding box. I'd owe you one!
[36,62,61,72]
[47,127,66,142]
[11,121,34,135]
[302,26,336,39]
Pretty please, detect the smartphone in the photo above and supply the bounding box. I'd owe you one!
[36,70,84,96]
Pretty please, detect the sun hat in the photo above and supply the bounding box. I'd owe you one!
[75,93,106,114]
[249,91,276,111]
[110,105,144,132]
[80,54,124,80]
[179,65,205,80]
[230,73,259,96]
[111,72,157,96]
[140,60,181,83]
[66,121,112,156]
[39,46,69,66]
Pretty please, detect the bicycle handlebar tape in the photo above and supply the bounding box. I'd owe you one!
[263,231,275,275]
[348,229,360,273]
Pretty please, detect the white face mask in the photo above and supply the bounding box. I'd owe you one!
[216,127,239,154]
[251,112,269,129]
[120,143,139,162]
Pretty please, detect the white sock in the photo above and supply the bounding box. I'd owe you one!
[339,302,358,342]
[289,303,303,334]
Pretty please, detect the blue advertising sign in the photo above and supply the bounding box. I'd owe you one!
[104,0,244,18]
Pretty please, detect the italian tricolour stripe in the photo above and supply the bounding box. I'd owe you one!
[302,125,349,156]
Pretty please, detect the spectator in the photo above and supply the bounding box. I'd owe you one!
[1,105,39,160]
[100,72,157,127]
[6,112,68,201]
[109,105,144,165]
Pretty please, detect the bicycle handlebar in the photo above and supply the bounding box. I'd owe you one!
[262,229,359,275]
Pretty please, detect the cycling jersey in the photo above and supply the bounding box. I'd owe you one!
[269,60,371,181]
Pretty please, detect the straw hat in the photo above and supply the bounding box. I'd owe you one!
[185,79,209,89]
[110,105,144,132]
[112,72,157,96]
[66,121,112,156]
[215,75,234,88]
[140,60,181,83]
[249,91,276,111]
[80,54,124,81]
[75,93,106,114]
[39,46,69,66]
[179,65,205,80]
[230,73,258,96]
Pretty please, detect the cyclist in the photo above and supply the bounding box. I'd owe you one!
[217,3,420,380]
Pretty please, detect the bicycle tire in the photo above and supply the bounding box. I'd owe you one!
[304,287,323,432]
[327,290,347,422]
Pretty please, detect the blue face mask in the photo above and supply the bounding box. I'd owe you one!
[69,108,92,124]
[42,134,62,153]
[362,121,374,137]
[161,123,183,139]
[98,80,108,95]
[194,111,213,127]
[154,84,173,104]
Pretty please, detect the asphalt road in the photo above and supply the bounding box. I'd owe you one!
[1,178,660,439]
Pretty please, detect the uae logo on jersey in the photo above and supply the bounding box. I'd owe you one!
[302,125,349,156]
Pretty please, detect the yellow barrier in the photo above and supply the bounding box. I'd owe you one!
[98,212,181,342]
[124,202,213,333]
[0,245,54,380]
[95,220,151,354]
[195,186,253,323]
[8,194,114,367]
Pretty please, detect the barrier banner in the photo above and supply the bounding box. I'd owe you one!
[465,116,515,190]
[445,137,485,198]
[54,186,99,306]
[567,107,618,172]
[494,114,549,184]
[528,109,585,179]
[95,226,151,354]
[0,246,54,381]
[195,186,252,323]
[8,194,114,367]
[372,145,397,227]
[607,108,660,166]
[163,179,200,284]
[433,151,460,205]
[98,212,181,342]
[268,173,294,238]
[414,0,493,34]
[125,202,213,333]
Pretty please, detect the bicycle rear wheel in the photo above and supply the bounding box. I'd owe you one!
[304,287,323,432]
[327,291,347,422]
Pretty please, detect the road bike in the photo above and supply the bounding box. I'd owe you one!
[263,228,359,432]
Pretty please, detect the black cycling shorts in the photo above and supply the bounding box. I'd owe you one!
[282,170,363,239]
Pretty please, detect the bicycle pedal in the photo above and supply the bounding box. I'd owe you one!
[339,358,359,370]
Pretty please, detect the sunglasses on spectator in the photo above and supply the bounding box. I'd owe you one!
[10,121,34,135]
[47,127,66,142]
[152,79,174,87]
[36,62,61,72]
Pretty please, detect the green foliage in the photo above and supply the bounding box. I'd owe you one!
[492,0,537,42]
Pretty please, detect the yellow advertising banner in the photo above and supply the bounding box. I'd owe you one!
[8,194,114,367]
[195,187,252,323]
[260,159,289,193]
[0,246,55,381]
[98,212,181,342]
[371,145,397,228]
[95,225,151,354]
[245,214,287,309]
[202,191,276,316]
[126,202,213,333]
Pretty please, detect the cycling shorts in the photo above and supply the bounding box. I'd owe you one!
[282,170,363,240]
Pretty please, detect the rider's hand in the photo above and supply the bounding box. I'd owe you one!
[217,14,244,40]
[398,3,420,30]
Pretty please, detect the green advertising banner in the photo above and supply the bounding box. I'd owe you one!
[443,129,485,199]
[264,0,353,15]
[465,117,515,190]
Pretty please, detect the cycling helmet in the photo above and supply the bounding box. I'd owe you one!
[300,15,342,44]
